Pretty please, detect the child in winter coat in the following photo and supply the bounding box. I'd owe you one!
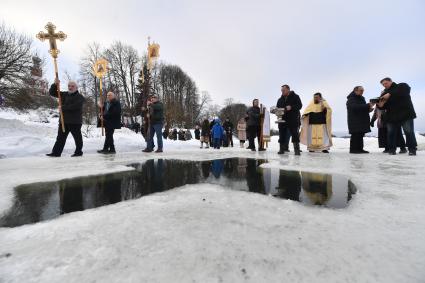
[211,119,224,149]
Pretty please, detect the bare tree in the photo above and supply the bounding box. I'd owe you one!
[79,42,103,117]
[104,41,140,122]
[0,23,33,95]
[219,102,248,131]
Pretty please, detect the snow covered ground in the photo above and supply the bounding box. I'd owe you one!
[0,108,425,282]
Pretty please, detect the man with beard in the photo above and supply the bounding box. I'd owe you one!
[276,85,303,155]
[300,93,333,153]
[46,79,85,157]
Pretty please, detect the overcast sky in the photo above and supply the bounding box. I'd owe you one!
[2,0,424,132]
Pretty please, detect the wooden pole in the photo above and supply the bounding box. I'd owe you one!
[53,58,65,133]
[99,77,104,136]
[259,104,264,149]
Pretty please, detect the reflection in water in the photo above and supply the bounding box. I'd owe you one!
[301,172,332,206]
[0,158,356,227]
[275,171,302,201]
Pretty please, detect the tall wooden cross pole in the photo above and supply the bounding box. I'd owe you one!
[142,37,160,138]
[36,22,67,132]
[259,103,264,149]
[93,58,109,136]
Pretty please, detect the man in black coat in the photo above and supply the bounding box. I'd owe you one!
[98,92,121,154]
[379,78,417,155]
[246,99,263,151]
[346,86,374,154]
[276,85,303,155]
[222,117,234,147]
[46,79,85,157]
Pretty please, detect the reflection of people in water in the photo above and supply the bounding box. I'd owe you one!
[101,176,122,204]
[275,170,301,201]
[141,159,165,194]
[246,159,265,194]
[301,172,332,205]
[153,159,164,190]
[212,159,224,178]
[201,161,211,179]
[236,158,248,178]
[223,159,234,177]
[60,180,83,214]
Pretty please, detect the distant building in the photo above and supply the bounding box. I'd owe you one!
[28,56,48,96]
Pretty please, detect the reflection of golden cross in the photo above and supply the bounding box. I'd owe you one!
[36,22,67,58]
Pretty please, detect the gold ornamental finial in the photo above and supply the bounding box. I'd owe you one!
[36,22,67,59]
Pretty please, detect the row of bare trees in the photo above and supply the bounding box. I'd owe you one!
[79,41,211,128]
[1,21,215,127]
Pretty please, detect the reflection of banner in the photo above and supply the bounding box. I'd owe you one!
[301,172,333,205]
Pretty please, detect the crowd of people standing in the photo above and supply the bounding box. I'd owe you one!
[44,77,418,158]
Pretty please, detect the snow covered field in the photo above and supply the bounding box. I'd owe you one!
[0,108,425,282]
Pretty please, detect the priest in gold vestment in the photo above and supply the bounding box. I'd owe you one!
[300,93,333,153]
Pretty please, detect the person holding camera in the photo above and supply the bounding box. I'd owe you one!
[378,78,417,156]
[370,92,406,154]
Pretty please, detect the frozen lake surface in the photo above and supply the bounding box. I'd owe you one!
[0,108,424,282]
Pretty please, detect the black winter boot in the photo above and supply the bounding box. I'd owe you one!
[278,143,285,155]
[294,143,301,156]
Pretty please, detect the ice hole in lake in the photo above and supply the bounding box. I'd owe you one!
[0,158,357,227]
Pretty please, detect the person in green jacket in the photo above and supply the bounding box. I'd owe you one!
[143,95,164,153]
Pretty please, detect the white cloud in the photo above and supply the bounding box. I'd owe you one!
[1,0,424,131]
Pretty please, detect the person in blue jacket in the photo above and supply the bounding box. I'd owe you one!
[211,118,224,149]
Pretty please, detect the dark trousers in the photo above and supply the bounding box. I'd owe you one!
[247,125,261,149]
[350,133,364,152]
[278,123,300,144]
[147,123,163,150]
[52,123,83,155]
[387,119,417,152]
[226,132,234,147]
[213,138,221,149]
[378,127,406,150]
[283,128,291,147]
[103,128,115,151]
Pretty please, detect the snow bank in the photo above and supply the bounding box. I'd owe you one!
[1,108,425,282]
[1,107,424,159]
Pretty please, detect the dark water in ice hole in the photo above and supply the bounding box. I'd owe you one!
[0,158,356,227]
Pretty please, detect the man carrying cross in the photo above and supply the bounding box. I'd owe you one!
[36,22,85,157]
[46,79,85,157]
